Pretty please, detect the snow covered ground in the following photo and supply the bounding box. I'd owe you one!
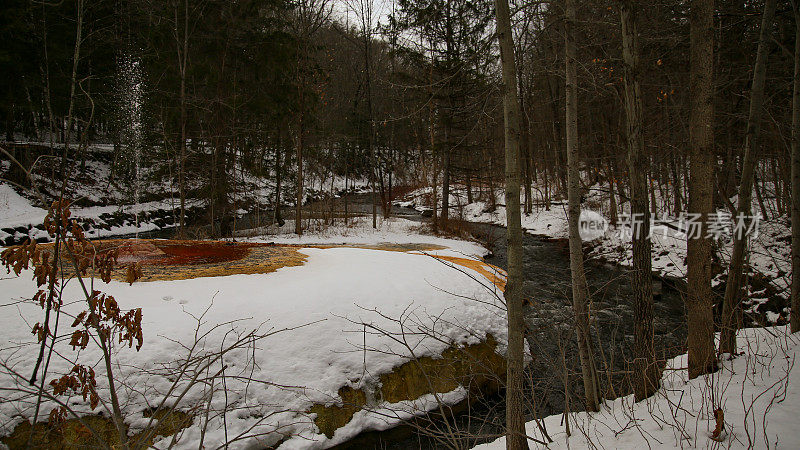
[239,215,488,256]
[0,183,48,229]
[0,227,505,448]
[474,326,800,450]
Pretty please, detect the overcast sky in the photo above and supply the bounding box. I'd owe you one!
[332,0,393,29]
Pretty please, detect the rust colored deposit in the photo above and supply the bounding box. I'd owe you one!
[426,254,506,291]
[49,239,308,282]
[40,239,504,288]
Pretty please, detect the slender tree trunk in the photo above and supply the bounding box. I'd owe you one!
[363,23,378,229]
[719,0,776,354]
[755,172,769,220]
[466,171,474,204]
[344,159,349,225]
[522,129,532,214]
[275,135,284,226]
[608,173,618,226]
[494,0,527,446]
[687,0,718,379]
[649,175,658,216]
[178,0,189,237]
[22,77,40,141]
[791,2,800,334]
[442,144,451,227]
[565,0,600,412]
[296,86,305,236]
[620,0,659,401]
[670,154,683,215]
[429,63,439,233]
[387,146,393,218]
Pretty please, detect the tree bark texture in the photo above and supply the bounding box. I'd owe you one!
[687,0,718,378]
[565,0,600,412]
[620,0,660,401]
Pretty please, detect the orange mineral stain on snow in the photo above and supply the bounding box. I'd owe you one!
[45,239,307,282]
[425,254,506,291]
[41,239,503,289]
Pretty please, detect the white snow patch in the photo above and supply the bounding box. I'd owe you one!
[0,243,505,448]
[474,327,800,450]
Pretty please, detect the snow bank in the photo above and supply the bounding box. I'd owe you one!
[474,326,800,449]
[0,183,48,229]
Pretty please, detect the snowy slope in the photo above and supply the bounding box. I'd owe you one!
[0,183,48,229]
[474,326,800,450]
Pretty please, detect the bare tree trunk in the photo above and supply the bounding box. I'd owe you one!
[494,0,527,446]
[466,171,473,204]
[565,0,600,412]
[429,62,439,233]
[670,154,683,215]
[441,144,451,228]
[686,0,718,379]
[177,0,188,238]
[23,77,40,141]
[360,2,378,229]
[608,173,618,226]
[290,0,330,235]
[719,0,776,354]
[295,90,305,236]
[275,135,284,226]
[791,2,800,334]
[620,0,659,401]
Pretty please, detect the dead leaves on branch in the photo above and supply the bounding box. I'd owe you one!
[50,365,100,414]
[49,366,98,432]
[75,291,144,351]
[0,202,135,285]
[0,199,144,419]
[1,240,44,279]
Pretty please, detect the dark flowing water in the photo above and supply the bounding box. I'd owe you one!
[471,223,686,411]
[329,220,688,449]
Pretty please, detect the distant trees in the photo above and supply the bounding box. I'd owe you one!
[388,0,495,228]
